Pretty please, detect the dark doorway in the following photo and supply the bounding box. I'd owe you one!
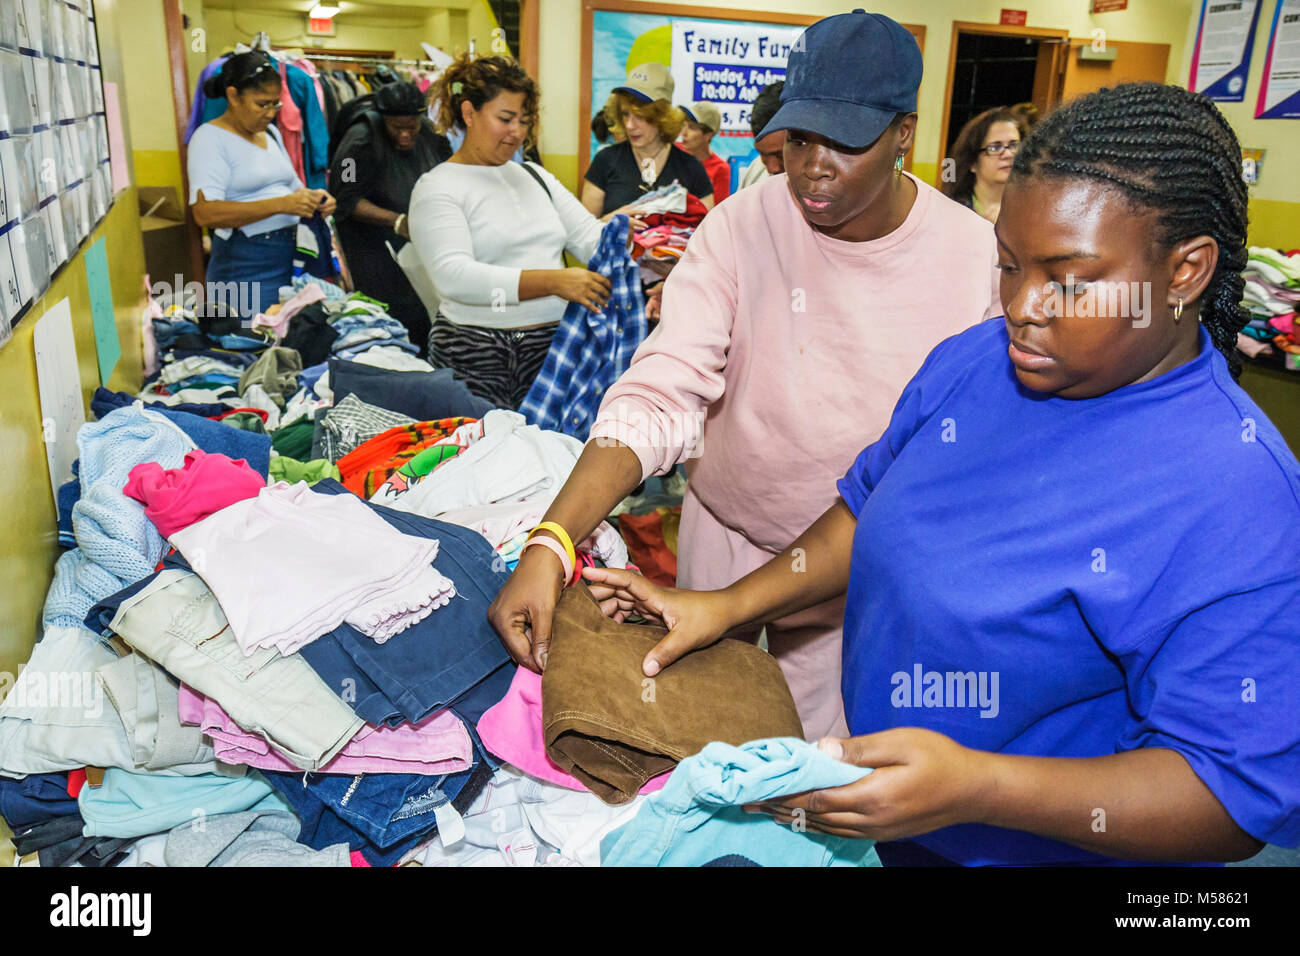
[947,34,1040,154]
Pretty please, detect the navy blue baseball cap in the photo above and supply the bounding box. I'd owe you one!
[761,9,922,149]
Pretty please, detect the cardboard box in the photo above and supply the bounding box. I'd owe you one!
[137,185,189,286]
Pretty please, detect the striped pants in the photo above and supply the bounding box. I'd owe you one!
[427,316,557,411]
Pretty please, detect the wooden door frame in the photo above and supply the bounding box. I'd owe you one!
[578,1,924,177]
[162,0,205,284]
[521,0,540,76]
[937,20,1069,171]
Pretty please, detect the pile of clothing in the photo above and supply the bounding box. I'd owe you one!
[1239,246,1300,369]
[628,183,708,285]
[3,276,879,867]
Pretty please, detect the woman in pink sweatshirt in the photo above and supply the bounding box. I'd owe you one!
[489,11,1001,738]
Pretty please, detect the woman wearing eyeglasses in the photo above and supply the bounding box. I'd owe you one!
[941,107,1024,224]
[188,52,336,316]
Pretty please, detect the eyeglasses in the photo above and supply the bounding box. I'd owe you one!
[252,99,283,113]
[981,140,1020,156]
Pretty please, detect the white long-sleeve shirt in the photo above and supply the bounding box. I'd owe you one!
[408,160,605,330]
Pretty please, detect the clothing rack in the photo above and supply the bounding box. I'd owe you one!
[300,52,441,70]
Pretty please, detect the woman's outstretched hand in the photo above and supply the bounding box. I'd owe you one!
[581,566,736,676]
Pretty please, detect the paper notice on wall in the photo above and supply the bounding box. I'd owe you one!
[1190,0,1263,101]
[84,235,118,383]
[102,80,127,193]
[669,20,804,134]
[1255,0,1300,118]
[33,297,86,510]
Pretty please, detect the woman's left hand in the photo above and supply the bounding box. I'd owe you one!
[318,190,337,218]
[750,728,995,842]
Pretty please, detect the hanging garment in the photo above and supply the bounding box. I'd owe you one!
[277,59,307,184]
[519,215,647,439]
[539,584,804,805]
[600,738,880,867]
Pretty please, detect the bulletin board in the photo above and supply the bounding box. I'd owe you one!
[0,0,114,344]
[579,1,925,179]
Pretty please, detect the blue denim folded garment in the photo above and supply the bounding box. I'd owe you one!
[57,465,80,549]
[327,358,493,421]
[0,773,79,830]
[295,480,512,725]
[91,387,230,420]
[263,731,493,866]
[87,481,515,727]
[164,348,259,368]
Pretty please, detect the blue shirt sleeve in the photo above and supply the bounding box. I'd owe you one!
[186,127,231,203]
[1116,573,1300,847]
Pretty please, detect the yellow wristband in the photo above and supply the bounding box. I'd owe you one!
[529,521,577,572]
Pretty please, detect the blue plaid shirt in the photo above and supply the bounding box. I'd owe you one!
[520,215,647,438]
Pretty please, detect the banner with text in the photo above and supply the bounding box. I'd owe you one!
[1255,0,1300,118]
[1189,0,1263,101]
[669,20,805,134]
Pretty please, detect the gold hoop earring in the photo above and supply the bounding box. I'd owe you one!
[1173,298,1183,322]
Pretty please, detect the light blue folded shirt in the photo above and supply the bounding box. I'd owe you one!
[80,768,292,840]
[601,737,881,867]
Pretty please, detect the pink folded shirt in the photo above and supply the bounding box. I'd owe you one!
[178,685,473,775]
[476,667,668,796]
[124,449,266,539]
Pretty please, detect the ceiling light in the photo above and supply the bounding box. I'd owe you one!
[309,4,340,18]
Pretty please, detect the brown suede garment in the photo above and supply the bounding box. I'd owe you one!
[542,583,804,805]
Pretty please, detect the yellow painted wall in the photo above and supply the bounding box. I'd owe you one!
[118,0,185,197]
[0,0,148,862]
[0,194,148,681]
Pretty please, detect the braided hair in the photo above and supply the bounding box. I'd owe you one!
[1012,83,1250,376]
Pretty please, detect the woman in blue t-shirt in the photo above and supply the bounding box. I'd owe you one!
[583,83,1300,866]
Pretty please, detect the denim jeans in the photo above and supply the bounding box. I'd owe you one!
[296,481,513,726]
[207,226,296,318]
[263,732,494,867]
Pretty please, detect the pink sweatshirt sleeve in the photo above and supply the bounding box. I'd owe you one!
[984,239,1004,319]
[588,206,739,480]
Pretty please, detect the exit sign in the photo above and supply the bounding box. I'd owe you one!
[307,16,335,36]
[1091,0,1128,11]
[1000,9,1028,25]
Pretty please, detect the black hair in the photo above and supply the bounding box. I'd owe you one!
[750,81,785,137]
[1012,82,1250,376]
[202,52,281,100]
[375,81,427,116]
[591,110,611,143]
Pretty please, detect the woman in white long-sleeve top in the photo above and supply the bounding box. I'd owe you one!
[408,54,611,410]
